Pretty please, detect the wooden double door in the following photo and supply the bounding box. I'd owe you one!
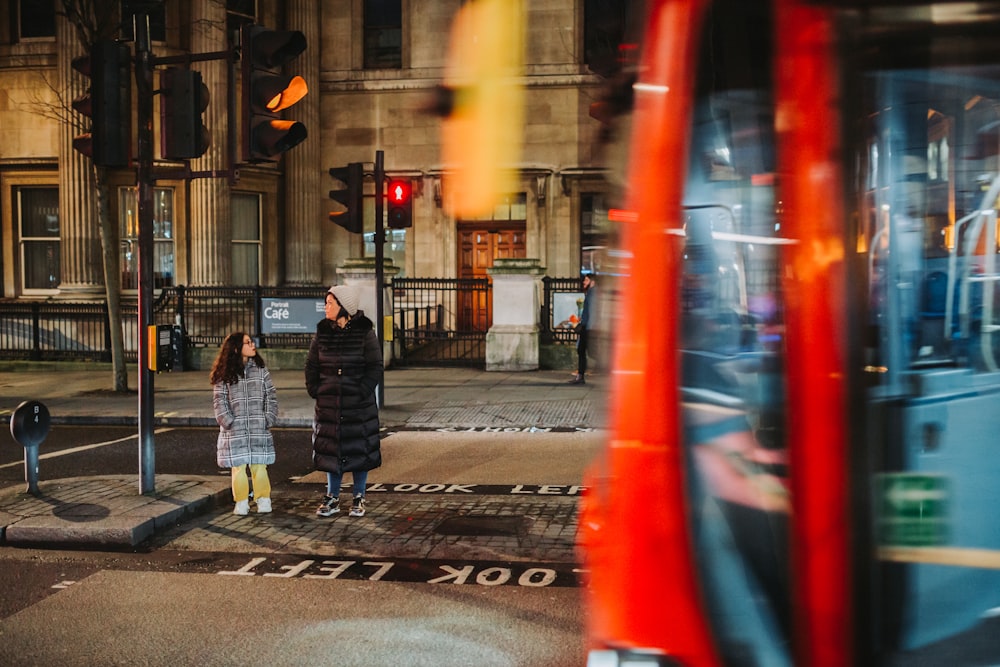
[457,223,526,330]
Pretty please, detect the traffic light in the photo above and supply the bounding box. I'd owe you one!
[386,179,413,229]
[329,163,364,233]
[589,72,635,143]
[71,40,132,168]
[159,68,210,159]
[240,24,308,162]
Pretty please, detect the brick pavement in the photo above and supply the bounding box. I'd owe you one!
[146,486,579,563]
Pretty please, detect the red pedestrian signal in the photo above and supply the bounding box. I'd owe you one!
[387,179,412,229]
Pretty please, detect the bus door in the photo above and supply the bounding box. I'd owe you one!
[846,5,1000,663]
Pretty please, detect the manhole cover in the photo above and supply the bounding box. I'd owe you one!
[435,515,524,536]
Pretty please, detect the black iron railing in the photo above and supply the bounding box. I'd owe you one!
[0,278,603,364]
[0,300,138,362]
[0,285,324,363]
[168,285,325,350]
[390,277,491,367]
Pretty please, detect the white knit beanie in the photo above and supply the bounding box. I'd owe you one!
[328,285,361,317]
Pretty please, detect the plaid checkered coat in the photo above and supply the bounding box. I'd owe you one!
[213,362,278,468]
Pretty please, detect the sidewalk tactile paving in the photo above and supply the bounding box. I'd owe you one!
[408,399,595,429]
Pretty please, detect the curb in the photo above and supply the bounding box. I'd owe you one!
[0,475,232,550]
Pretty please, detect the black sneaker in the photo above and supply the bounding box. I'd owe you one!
[316,495,340,517]
[349,495,366,517]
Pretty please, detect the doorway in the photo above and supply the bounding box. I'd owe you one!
[457,224,526,330]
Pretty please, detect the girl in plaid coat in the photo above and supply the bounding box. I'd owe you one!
[210,332,278,516]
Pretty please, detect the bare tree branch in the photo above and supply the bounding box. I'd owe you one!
[56,0,132,393]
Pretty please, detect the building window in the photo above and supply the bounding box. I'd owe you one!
[462,193,528,222]
[17,188,60,291]
[584,0,641,77]
[232,193,261,286]
[121,1,166,42]
[364,0,402,69]
[227,0,255,43]
[119,187,175,290]
[364,228,407,274]
[17,1,55,40]
[581,193,608,274]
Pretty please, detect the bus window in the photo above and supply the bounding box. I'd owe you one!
[850,7,1000,662]
[679,3,793,665]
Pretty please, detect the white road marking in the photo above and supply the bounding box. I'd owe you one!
[0,427,174,470]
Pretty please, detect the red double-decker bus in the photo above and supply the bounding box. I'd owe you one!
[580,1,1000,665]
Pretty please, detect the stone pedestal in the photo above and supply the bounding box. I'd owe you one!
[486,258,546,371]
[336,257,400,368]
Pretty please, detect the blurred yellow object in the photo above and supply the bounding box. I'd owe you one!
[440,0,525,218]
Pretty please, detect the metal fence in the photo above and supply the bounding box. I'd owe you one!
[390,277,491,367]
[0,277,590,365]
[166,285,325,350]
[0,300,139,362]
[0,285,324,363]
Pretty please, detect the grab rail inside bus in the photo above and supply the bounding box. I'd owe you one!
[945,174,1000,347]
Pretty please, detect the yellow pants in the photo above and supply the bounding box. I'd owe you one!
[231,464,271,502]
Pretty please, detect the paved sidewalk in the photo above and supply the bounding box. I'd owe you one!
[0,365,605,551]
[0,364,603,429]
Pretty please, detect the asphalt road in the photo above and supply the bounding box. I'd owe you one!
[0,567,586,666]
[0,425,314,486]
[0,426,601,665]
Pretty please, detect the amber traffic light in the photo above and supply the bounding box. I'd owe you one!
[329,163,364,233]
[240,25,308,162]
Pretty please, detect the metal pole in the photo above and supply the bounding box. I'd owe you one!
[374,150,385,408]
[24,445,39,497]
[135,16,156,494]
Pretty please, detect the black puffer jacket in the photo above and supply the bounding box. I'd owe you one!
[305,314,382,475]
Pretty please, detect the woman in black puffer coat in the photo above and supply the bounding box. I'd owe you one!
[305,284,382,518]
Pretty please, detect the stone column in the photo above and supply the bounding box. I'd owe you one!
[486,258,546,371]
[188,2,230,286]
[284,0,322,285]
[56,13,103,297]
[336,257,400,368]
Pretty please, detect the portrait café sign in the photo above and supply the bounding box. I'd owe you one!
[261,298,324,334]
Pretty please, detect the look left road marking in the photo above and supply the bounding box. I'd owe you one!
[0,427,174,469]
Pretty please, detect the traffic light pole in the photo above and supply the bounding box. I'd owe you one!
[135,17,156,494]
[374,151,385,408]
[115,16,305,494]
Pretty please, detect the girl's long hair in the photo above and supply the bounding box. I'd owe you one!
[209,331,266,385]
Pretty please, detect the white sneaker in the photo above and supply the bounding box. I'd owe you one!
[316,495,340,517]
[234,499,250,516]
[256,497,272,513]
[349,495,366,517]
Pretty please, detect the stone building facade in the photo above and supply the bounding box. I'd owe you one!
[0,0,623,301]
